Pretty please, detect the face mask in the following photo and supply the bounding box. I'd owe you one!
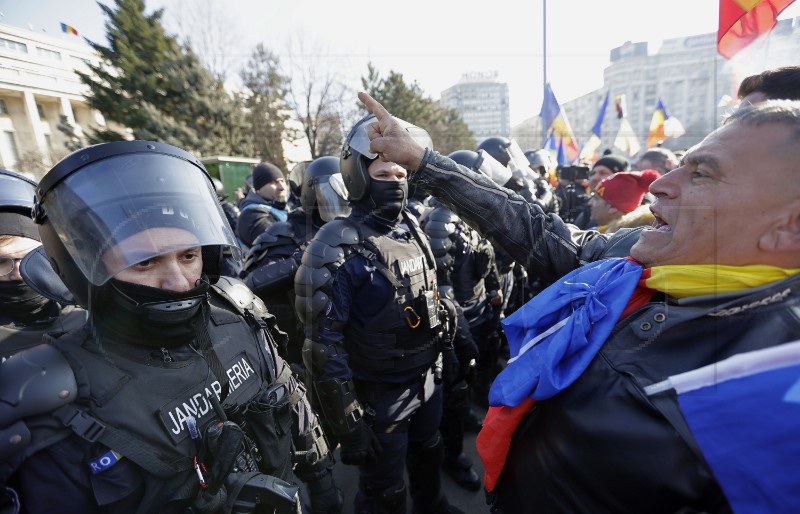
[0,280,51,321]
[91,278,210,348]
[369,180,408,222]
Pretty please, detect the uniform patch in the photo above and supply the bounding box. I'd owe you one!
[88,450,123,474]
[398,256,424,276]
[158,353,258,444]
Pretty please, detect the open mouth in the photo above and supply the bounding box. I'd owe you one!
[651,211,672,232]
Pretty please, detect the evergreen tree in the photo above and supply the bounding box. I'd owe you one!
[239,44,290,169]
[360,63,473,154]
[78,0,249,156]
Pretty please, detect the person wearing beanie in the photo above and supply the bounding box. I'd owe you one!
[588,153,629,192]
[236,161,289,248]
[589,169,660,233]
[0,170,87,359]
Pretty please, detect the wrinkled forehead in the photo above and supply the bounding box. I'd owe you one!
[0,235,41,255]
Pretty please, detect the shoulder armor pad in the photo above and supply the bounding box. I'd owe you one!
[423,208,458,241]
[252,222,297,247]
[212,276,269,320]
[294,219,361,326]
[0,344,77,461]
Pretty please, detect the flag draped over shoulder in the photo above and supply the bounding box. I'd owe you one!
[646,340,800,513]
[718,0,796,58]
[60,22,79,36]
[579,91,610,163]
[540,83,580,162]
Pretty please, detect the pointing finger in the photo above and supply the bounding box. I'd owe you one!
[358,91,391,124]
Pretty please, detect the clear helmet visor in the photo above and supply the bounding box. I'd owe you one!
[41,153,241,285]
[506,140,535,180]
[347,115,433,162]
[316,174,351,222]
[475,150,512,185]
[0,172,36,211]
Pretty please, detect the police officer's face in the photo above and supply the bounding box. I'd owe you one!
[102,227,203,291]
[368,160,407,182]
[0,236,40,282]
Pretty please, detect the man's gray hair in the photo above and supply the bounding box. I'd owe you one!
[725,99,800,138]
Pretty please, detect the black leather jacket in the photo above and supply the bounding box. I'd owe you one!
[412,149,800,513]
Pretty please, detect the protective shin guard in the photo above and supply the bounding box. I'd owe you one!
[407,433,447,513]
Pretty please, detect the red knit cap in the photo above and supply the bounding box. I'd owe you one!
[595,169,661,214]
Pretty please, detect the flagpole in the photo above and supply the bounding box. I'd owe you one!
[713,50,719,129]
[542,0,548,144]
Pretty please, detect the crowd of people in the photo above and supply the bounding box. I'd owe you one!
[0,65,798,514]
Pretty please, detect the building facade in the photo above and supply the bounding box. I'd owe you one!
[440,72,510,146]
[0,23,122,177]
[513,17,800,157]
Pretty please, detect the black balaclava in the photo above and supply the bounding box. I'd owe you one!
[365,179,408,224]
[0,280,52,323]
[91,277,210,348]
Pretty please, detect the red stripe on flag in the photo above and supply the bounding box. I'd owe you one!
[718,0,795,58]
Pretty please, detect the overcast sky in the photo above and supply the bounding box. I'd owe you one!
[3,0,799,125]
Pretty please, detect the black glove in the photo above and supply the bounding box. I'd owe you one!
[338,420,382,465]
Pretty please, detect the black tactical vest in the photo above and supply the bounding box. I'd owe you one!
[8,289,295,510]
[344,220,440,375]
[450,226,487,316]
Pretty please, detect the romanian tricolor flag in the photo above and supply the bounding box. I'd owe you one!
[60,23,79,36]
[540,83,580,162]
[718,0,796,59]
[646,99,685,148]
[579,90,610,164]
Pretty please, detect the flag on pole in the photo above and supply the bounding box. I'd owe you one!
[579,90,610,163]
[60,22,79,36]
[555,137,568,166]
[613,95,641,157]
[540,83,580,162]
[645,339,800,513]
[646,98,685,148]
[718,0,796,59]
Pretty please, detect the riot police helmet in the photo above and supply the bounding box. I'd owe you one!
[288,161,311,200]
[301,156,350,222]
[448,149,512,186]
[32,141,241,308]
[340,113,432,202]
[476,136,513,167]
[0,169,37,218]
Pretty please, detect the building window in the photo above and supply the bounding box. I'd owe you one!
[44,134,52,150]
[0,37,27,53]
[36,47,62,60]
[0,99,7,115]
[36,104,45,119]
[1,131,20,168]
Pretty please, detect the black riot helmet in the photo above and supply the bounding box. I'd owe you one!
[0,169,40,242]
[476,136,513,167]
[448,149,512,186]
[288,161,311,200]
[32,141,241,308]
[301,156,350,222]
[340,113,432,202]
[0,169,36,218]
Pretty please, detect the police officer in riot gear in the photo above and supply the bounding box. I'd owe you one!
[242,155,350,366]
[211,177,241,235]
[0,141,335,514]
[295,115,463,514]
[421,190,503,491]
[0,170,87,360]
